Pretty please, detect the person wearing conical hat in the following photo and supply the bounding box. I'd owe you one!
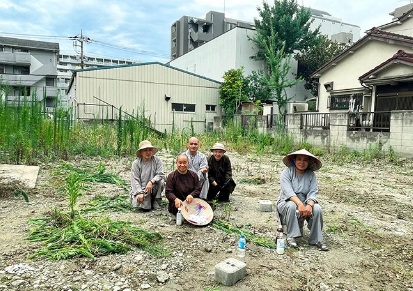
[276,149,328,251]
[130,140,165,211]
[207,142,236,202]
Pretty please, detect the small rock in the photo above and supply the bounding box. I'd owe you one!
[141,283,151,289]
[112,264,122,271]
[11,279,25,287]
[157,270,169,283]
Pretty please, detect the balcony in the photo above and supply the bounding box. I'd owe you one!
[189,29,213,43]
[0,51,31,65]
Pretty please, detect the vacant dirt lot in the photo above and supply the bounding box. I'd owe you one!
[1,151,412,291]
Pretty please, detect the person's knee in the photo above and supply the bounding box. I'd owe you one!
[285,201,297,211]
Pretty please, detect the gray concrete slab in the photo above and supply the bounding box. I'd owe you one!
[0,164,40,188]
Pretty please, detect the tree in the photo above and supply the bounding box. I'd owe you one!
[295,35,346,96]
[255,23,301,117]
[252,0,319,60]
[219,68,249,117]
[244,70,271,102]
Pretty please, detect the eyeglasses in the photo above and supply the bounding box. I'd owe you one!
[189,143,198,145]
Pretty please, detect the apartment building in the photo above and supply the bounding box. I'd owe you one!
[171,11,254,60]
[57,54,139,97]
[0,36,59,108]
[170,8,360,60]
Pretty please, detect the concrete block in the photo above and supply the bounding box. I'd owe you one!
[259,200,273,212]
[215,258,246,286]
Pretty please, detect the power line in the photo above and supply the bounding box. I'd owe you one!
[0,31,170,60]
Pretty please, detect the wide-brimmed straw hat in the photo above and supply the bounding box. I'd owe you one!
[210,142,226,152]
[282,149,322,171]
[136,140,158,157]
[181,198,214,226]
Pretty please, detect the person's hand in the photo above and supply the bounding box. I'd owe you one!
[186,195,193,204]
[212,181,218,187]
[298,203,309,218]
[201,166,208,174]
[137,193,145,203]
[145,180,154,194]
[302,204,313,218]
[175,198,182,208]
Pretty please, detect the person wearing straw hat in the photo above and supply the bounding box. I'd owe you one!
[207,142,236,202]
[183,136,209,199]
[130,140,165,211]
[165,154,201,215]
[277,149,328,251]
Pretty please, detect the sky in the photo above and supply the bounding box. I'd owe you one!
[0,0,410,63]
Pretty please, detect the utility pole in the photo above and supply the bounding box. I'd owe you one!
[69,30,92,69]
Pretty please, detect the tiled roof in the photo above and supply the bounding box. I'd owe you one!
[359,50,413,81]
[311,28,413,77]
[0,36,59,51]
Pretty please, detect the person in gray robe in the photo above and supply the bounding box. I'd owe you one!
[277,149,328,251]
[130,140,165,211]
[183,136,209,199]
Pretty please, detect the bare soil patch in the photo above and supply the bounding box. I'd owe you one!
[0,152,412,291]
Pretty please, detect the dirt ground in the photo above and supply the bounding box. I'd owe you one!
[0,151,413,291]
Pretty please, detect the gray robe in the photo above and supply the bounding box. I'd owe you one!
[130,156,165,210]
[277,166,324,244]
[184,149,209,199]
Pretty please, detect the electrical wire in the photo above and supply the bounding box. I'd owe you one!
[0,31,170,60]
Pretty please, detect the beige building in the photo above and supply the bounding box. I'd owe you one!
[67,62,221,133]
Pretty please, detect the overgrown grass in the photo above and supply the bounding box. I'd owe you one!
[27,161,168,260]
[28,210,169,260]
[83,194,134,213]
[0,82,405,166]
[58,162,126,185]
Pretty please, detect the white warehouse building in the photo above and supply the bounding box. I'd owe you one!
[67,62,221,134]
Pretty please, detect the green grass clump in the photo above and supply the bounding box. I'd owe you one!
[83,194,134,213]
[28,209,169,260]
[59,162,126,185]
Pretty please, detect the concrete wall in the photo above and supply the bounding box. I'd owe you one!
[284,110,413,157]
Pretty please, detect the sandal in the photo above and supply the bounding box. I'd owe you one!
[312,241,329,251]
[287,238,298,248]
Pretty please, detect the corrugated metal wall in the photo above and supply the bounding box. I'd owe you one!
[72,63,221,133]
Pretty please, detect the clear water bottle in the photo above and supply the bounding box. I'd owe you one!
[276,225,285,255]
[237,233,246,259]
[176,208,182,226]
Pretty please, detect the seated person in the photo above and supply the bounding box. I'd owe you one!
[207,142,236,202]
[183,136,209,199]
[276,149,328,251]
[130,140,165,211]
[165,154,201,215]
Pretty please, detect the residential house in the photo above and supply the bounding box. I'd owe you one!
[67,62,221,133]
[305,7,413,156]
[0,36,59,110]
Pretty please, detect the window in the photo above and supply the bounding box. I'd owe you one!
[45,97,55,108]
[12,86,31,97]
[206,104,216,112]
[46,77,55,87]
[13,66,30,75]
[329,93,362,110]
[0,64,4,74]
[172,103,195,112]
[13,48,29,53]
